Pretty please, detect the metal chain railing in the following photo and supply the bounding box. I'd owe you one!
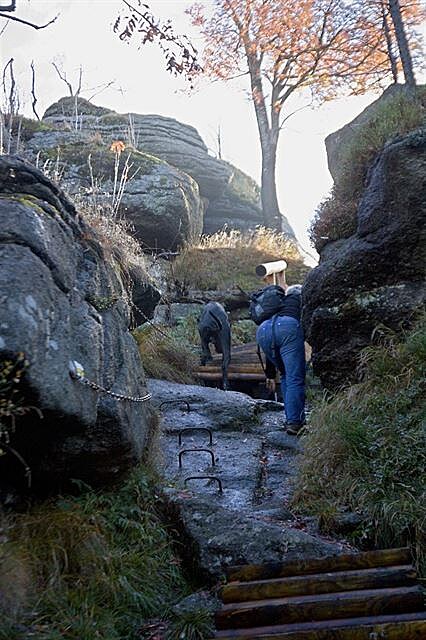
[69,360,151,403]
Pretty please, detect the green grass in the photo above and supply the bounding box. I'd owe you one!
[166,607,214,640]
[0,467,193,639]
[310,88,426,250]
[292,316,426,578]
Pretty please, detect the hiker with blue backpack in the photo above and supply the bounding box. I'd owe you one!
[250,268,305,435]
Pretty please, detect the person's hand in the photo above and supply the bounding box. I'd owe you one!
[265,378,276,393]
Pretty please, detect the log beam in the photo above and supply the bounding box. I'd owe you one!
[215,586,424,630]
[225,548,412,582]
[221,565,417,603]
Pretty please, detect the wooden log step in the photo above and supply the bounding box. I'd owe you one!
[214,611,426,639]
[215,585,424,630]
[195,372,265,381]
[220,565,417,603]
[198,365,263,374]
[226,547,412,582]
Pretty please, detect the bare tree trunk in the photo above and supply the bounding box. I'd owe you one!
[381,2,398,83]
[388,0,416,86]
[260,136,281,230]
[247,53,283,230]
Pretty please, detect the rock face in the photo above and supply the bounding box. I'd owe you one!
[303,130,426,387]
[36,96,295,236]
[0,156,154,491]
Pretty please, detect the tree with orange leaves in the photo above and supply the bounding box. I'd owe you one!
[188,0,423,231]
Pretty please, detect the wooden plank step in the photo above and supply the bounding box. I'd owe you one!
[221,565,417,603]
[198,365,263,374]
[226,547,412,582]
[215,585,424,630]
[213,611,426,639]
[195,372,265,381]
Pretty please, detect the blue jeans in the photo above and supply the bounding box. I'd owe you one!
[257,316,305,424]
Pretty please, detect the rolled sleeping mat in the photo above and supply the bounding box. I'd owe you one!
[255,260,288,277]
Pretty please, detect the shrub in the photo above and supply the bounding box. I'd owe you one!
[310,88,426,251]
[172,227,308,292]
[292,316,426,577]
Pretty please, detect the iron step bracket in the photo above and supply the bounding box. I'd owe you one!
[179,448,216,468]
[184,475,223,494]
[178,427,213,446]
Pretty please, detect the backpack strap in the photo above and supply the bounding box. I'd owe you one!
[271,315,285,374]
[209,310,223,331]
[256,344,267,376]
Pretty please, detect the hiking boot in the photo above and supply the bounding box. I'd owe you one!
[286,422,304,435]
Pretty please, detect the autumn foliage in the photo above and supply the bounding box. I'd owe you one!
[189,0,401,100]
[188,0,424,231]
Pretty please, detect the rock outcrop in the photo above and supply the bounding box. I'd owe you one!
[0,156,154,491]
[33,96,295,236]
[25,135,204,252]
[325,84,411,182]
[303,130,426,387]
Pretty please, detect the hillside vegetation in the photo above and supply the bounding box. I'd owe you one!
[293,317,426,577]
[172,227,308,292]
[310,88,426,250]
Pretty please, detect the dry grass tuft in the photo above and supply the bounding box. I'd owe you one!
[172,227,308,291]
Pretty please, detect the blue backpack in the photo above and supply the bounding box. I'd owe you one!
[249,285,287,325]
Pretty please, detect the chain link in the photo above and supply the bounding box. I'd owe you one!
[69,361,151,403]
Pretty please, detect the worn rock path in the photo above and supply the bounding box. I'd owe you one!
[148,379,349,581]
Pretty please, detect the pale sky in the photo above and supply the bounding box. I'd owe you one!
[0,0,404,260]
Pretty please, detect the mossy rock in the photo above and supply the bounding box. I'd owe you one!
[39,141,164,179]
[223,161,260,206]
[19,117,54,142]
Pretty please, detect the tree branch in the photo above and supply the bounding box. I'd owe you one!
[0,12,58,30]
[30,60,40,121]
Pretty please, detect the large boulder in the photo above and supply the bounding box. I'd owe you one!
[303,130,426,387]
[325,84,410,182]
[39,97,295,236]
[0,156,154,491]
[25,136,204,252]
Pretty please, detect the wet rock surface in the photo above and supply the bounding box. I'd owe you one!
[148,379,347,580]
